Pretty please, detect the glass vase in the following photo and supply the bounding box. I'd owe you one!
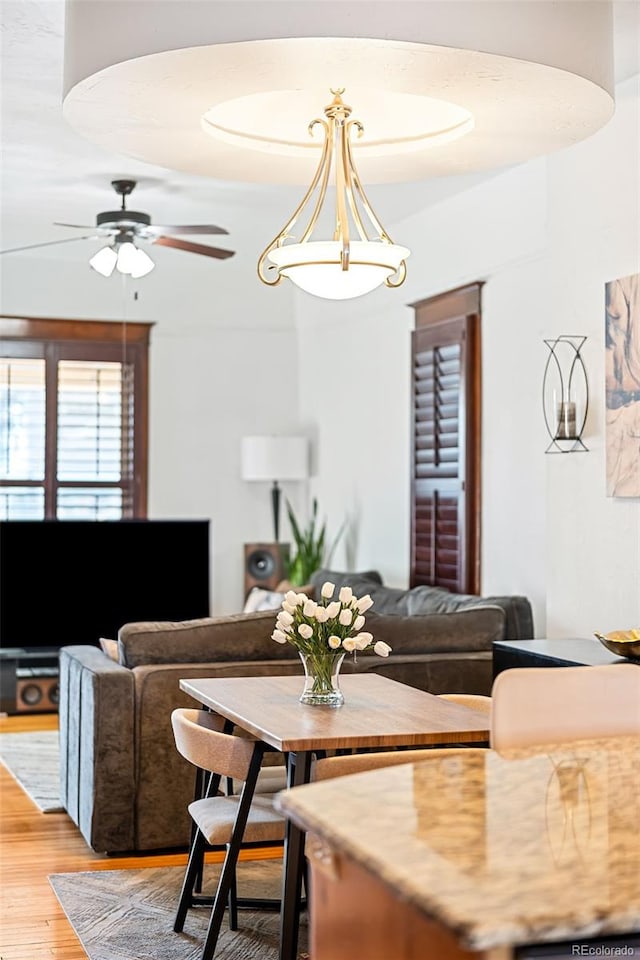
[299,650,345,707]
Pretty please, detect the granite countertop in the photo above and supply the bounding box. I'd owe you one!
[276,736,640,951]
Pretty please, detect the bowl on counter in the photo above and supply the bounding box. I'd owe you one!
[594,631,640,661]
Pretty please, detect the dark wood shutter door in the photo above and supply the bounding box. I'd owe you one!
[410,285,482,594]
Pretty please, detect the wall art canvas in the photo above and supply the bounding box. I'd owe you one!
[605,272,640,497]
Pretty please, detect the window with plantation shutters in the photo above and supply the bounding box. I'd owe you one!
[0,316,151,520]
[410,284,482,595]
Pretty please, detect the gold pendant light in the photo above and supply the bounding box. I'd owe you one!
[258,90,410,301]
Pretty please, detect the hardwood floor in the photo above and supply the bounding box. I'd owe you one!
[0,712,278,960]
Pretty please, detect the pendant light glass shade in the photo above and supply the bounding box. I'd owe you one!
[267,240,411,300]
[258,90,410,301]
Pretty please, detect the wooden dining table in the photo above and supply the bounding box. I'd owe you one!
[179,672,491,960]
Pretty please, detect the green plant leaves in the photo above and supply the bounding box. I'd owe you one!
[284,497,343,586]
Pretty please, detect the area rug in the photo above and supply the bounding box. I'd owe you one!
[0,728,62,812]
[50,860,309,960]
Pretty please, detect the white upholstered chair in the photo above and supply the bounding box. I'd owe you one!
[490,664,640,753]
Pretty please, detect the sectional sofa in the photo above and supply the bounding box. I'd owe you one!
[58,570,533,853]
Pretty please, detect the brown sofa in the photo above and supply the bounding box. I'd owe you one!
[58,584,525,853]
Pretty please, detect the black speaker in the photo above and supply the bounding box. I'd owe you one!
[244,543,290,596]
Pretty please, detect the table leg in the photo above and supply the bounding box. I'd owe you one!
[279,750,312,960]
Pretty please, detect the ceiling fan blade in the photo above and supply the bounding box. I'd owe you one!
[151,235,235,259]
[147,224,229,236]
[0,235,100,255]
[53,222,96,229]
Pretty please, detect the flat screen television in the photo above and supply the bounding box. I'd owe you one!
[0,520,210,653]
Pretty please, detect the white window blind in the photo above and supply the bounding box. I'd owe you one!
[57,361,123,482]
[0,358,46,481]
[0,359,46,518]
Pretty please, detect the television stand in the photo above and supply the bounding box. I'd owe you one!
[0,648,61,715]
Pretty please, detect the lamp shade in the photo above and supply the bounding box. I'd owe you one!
[241,436,308,482]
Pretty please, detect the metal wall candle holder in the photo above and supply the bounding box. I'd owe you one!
[542,336,589,453]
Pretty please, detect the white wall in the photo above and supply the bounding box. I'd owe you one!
[2,76,638,630]
[296,73,640,639]
[296,294,414,584]
[543,74,640,637]
[0,244,305,614]
[149,323,306,611]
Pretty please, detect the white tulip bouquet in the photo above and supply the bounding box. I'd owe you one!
[272,580,392,704]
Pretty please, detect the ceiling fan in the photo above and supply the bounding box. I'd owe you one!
[0,179,235,277]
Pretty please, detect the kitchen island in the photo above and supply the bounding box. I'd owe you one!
[276,737,640,960]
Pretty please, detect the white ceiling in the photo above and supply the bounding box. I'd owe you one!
[0,0,638,269]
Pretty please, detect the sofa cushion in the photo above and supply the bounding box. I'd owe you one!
[310,568,383,593]
[361,583,413,615]
[461,595,533,640]
[274,581,315,597]
[98,637,119,662]
[314,581,413,615]
[309,567,414,612]
[242,587,286,613]
[364,605,506,654]
[407,586,532,640]
[406,585,459,615]
[117,609,299,668]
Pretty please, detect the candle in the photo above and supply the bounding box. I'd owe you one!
[556,401,577,439]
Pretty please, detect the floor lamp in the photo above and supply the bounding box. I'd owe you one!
[241,436,309,542]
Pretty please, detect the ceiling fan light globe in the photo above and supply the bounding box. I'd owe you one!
[115,241,140,274]
[89,245,117,277]
[267,240,410,300]
[129,246,155,278]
